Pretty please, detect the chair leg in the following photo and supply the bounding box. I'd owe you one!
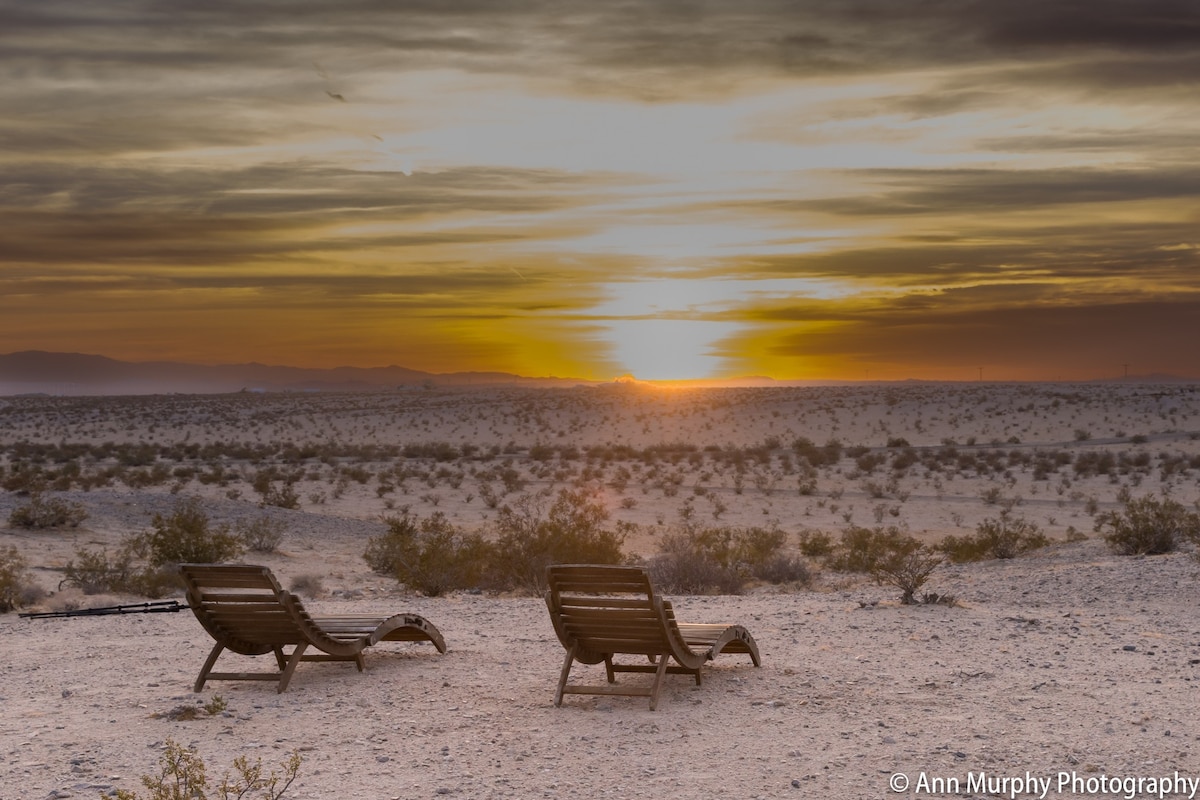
[648,654,669,711]
[272,647,287,670]
[604,655,615,684]
[554,644,577,707]
[194,642,226,692]
[354,653,366,672]
[276,642,309,693]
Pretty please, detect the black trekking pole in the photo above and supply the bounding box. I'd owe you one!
[18,600,190,620]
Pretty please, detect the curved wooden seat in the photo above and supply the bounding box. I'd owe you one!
[544,564,761,710]
[180,564,446,693]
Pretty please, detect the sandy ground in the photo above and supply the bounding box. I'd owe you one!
[3,384,1200,799]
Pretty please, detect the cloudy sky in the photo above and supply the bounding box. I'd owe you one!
[2,1,1198,381]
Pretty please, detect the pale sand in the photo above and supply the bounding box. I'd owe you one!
[2,384,1199,798]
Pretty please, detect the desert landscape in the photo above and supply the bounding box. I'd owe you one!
[3,382,1200,799]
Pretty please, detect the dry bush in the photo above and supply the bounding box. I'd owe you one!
[796,530,835,558]
[649,523,807,594]
[938,513,1050,563]
[107,737,301,800]
[827,525,943,604]
[288,573,324,598]
[8,492,88,529]
[0,546,38,613]
[237,517,287,554]
[490,488,627,594]
[364,510,493,596]
[63,498,242,598]
[130,496,245,568]
[1096,495,1200,555]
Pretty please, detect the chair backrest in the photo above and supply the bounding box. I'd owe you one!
[545,565,673,657]
[180,564,307,655]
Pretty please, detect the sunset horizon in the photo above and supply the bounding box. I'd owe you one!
[2,2,1198,383]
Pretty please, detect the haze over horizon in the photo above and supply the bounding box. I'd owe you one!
[2,2,1198,382]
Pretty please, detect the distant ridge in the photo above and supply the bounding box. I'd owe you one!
[0,351,596,396]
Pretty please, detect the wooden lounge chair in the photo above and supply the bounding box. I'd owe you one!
[544,564,761,710]
[179,563,446,693]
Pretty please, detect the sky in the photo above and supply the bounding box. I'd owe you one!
[1,1,1198,382]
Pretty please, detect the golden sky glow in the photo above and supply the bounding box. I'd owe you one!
[2,2,1199,381]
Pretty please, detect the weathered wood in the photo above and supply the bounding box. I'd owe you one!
[180,563,446,693]
[545,564,762,710]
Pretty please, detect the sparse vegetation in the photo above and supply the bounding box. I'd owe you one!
[827,525,943,604]
[649,520,808,594]
[364,510,492,596]
[938,513,1050,562]
[1096,495,1200,555]
[491,488,628,594]
[8,491,88,529]
[0,546,39,613]
[107,738,301,800]
[237,516,287,553]
[131,496,245,568]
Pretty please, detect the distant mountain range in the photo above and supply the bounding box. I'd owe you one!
[1,351,1193,396]
[0,351,597,395]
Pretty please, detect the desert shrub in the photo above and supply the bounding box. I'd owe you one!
[0,546,36,613]
[107,737,301,800]
[825,525,943,602]
[873,544,942,604]
[1096,495,1200,555]
[796,530,835,558]
[237,517,287,553]
[838,526,943,604]
[939,513,1050,562]
[491,488,626,593]
[364,510,494,596]
[649,524,806,593]
[61,547,138,594]
[649,527,744,594]
[129,496,245,568]
[60,547,179,598]
[827,526,897,573]
[289,573,324,598]
[8,492,88,529]
[751,552,812,585]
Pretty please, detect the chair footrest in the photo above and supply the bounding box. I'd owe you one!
[562,684,654,698]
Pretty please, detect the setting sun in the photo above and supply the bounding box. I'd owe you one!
[1,3,1198,381]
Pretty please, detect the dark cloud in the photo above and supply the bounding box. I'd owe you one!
[5,1,1197,98]
[0,162,623,266]
[775,166,1200,217]
[763,298,1200,377]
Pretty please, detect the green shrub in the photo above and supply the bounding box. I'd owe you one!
[61,547,137,594]
[939,513,1050,563]
[1096,495,1200,555]
[237,517,287,553]
[827,525,942,604]
[491,488,627,593]
[8,492,88,529]
[827,526,896,573]
[0,546,36,613]
[130,496,245,568]
[107,737,300,800]
[59,545,179,598]
[871,542,943,605]
[365,510,493,596]
[796,530,835,558]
